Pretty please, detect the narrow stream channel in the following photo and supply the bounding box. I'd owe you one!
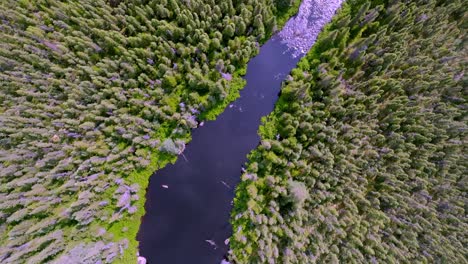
[137,1,343,263]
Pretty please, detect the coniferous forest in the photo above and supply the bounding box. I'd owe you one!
[1,0,466,263]
[230,0,467,263]
[0,0,299,262]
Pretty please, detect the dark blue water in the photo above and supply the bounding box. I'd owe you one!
[137,34,301,264]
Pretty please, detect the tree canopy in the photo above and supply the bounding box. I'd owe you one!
[0,0,300,262]
[230,0,467,263]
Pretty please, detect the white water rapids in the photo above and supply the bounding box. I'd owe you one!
[279,0,345,57]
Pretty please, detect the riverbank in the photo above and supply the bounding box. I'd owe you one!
[229,0,467,262]
[136,7,311,264]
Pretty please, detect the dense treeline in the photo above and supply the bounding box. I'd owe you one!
[230,0,467,263]
[0,0,299,262]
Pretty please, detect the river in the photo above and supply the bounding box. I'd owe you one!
[137,1,343,263]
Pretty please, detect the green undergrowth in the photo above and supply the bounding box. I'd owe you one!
[109,151,176,264]
[199,73,246,121]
